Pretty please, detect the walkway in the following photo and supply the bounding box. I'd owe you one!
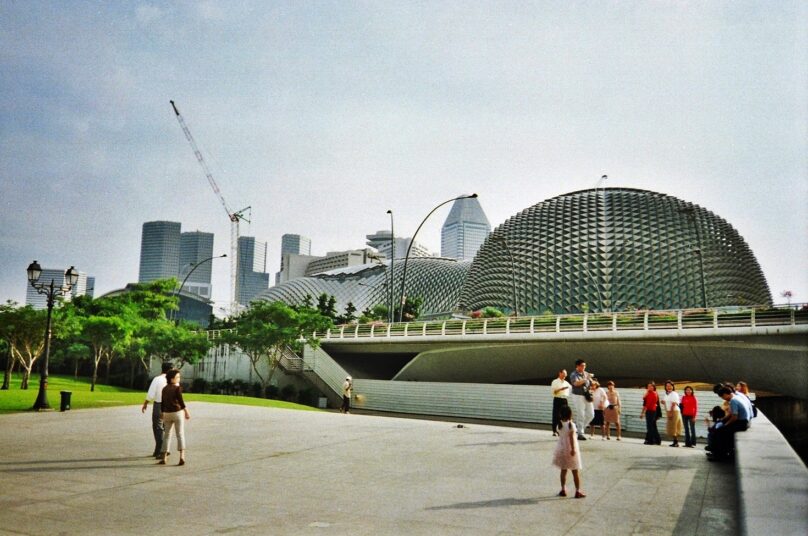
[0,404,736,535]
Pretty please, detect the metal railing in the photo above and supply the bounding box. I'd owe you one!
[318,306,807,341]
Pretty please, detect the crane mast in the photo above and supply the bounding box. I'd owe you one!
[170,100,249,315]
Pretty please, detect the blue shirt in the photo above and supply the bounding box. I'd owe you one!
[729,395,751,421]
[568,370,590,396]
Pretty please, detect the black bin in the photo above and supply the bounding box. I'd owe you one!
[60,391,72,411]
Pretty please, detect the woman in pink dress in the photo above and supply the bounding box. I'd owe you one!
[552,405,585,498]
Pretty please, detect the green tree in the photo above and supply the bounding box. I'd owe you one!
[316,293,337,320]
[221,301,333,389]
[0,302,46,389]
[359,304,389,323]
[394,296,424,322]
[144,319,211,368]
[338,302,357,325]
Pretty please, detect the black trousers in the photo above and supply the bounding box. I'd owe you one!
[713,419,749,457]
[552,397,569,432]
[151,402,164,455]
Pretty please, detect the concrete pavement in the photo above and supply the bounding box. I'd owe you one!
[0,403,736,535]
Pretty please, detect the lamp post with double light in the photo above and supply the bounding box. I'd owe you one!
[386,209,395,324]
[26,261,79,411]
[397,193,478,322]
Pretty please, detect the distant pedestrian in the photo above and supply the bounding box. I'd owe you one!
[603,381,622,441]
[141,362,172,458]
[550,369,571,436]
[680,386,698,447]
[662,381,683,447]
[552,405,585,498]
[588,380,608,439]
[340,376,353,414]
[640,382,661,445]
[568,359,594,441]
[159,369,190,466]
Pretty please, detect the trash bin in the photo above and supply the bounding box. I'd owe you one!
[60,391,72,411]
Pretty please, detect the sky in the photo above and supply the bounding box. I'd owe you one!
[1,1,806,313]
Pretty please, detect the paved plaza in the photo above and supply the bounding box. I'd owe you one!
[0,403,736,535]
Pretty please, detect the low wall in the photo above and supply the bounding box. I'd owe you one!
[735,411,808,536]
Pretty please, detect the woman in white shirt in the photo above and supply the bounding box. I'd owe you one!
[662,380,683,447]
[588,380,609,439]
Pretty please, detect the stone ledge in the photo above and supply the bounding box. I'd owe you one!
[735,410,808,536]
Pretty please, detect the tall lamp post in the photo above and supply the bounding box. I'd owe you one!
[397,193,478,322]
[26,261,79,411]
[173,254,227,322]
[386,209,395,324]
[491,235,518,316]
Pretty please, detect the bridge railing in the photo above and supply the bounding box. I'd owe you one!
[319,306,806,341]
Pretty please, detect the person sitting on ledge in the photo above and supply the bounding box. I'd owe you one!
[707,387,751,461]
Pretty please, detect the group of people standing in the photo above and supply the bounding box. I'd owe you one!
[550,359,624,499]
[551,359,622,442]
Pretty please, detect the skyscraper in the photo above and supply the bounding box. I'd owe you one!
[138,221,181,283]
[281,234,312,256]
[179,231,214,298]
[237,236,270,305]
[441,197,491,260]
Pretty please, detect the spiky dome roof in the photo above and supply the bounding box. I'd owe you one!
[459,188,771,314]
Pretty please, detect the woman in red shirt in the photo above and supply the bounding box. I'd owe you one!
[639,382,661,445]
[680,385,699,447]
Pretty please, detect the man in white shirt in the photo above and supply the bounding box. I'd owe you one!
[340,376,353,414]
[141,362,172,458]
[550,369,571,436]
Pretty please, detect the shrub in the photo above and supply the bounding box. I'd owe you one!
[265,384,280,399]
[191,378,207,393]
[280,384,297,402]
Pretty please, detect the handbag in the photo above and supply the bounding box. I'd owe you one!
[655,399,662,420]
[584,390,593,402]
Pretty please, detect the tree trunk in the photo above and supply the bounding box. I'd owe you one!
[129,359,135,388]
[74,355,79,379]
[104,356,111,384]
[21,368,29,390]
[1,350,13,390]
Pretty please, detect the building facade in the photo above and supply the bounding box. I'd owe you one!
[179,231,214,298]
[281,234,312,256]
[237,236,270,305]
[441,197,491,260]
[366,231,432,259]
[138,221,182,283]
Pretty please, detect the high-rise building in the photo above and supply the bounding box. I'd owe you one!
[441,197,491,260]
[305,248,381,276]
[281,234,312,256]
[366,231,432,259]
[237,236,270,305]
[180,231,214,298]
[26,268,91,309]
[138,221,182,283]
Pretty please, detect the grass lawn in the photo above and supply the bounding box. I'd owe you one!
[0,374,320,414]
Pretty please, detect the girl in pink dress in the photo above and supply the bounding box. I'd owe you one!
[552,405,585,498]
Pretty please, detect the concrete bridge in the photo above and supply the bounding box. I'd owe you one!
[315,307,808,400]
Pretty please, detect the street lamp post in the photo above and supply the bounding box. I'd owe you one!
[397,193,478,323]
[386,209,394,324]
[491,235,518,316]
[26,261,79,411]
[173,254,227,322]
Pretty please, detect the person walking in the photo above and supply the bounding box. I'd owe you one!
[550,369,571,436]
[603,381,622,440]
[568,359,594,440]
[552,405,585,498]
[141,362,172,458]
[680,385,698,447]
[340,376,353,414]
[159,369,190,466]
[640,382,661,445]
[662,380,683,447]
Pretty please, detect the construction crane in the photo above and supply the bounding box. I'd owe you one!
[170,100,250,315]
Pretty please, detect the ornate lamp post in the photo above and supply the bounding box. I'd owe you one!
[26,261,79,411]
[397,193,477,322]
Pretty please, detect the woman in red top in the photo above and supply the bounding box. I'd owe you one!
[680,385,698,447]
[639,382,661,445]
